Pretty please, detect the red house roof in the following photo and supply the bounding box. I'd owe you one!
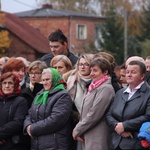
[2,11,50,53]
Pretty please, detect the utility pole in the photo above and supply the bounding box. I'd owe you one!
[124,9,128,61]
[0,0,1,11]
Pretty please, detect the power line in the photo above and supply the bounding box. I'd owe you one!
[14,0,37,9]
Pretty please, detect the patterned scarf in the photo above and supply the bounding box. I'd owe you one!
[34,68,65,105]
[87,75,108,94]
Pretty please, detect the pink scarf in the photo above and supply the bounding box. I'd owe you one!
[87,75,108,94]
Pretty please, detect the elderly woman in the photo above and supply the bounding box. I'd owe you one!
[106,60,150,150]
[72,57,115,150]
[0,72,28,150]
[24,68,73,150]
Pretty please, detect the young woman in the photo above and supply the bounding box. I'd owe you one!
[67,53,94,150]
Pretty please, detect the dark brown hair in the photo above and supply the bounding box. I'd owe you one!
[90,57,112,75]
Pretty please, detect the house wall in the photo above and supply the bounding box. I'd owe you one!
[21,17,103,54]
[7,34,42,61]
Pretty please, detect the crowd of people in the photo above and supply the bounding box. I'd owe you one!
[0,29,150,150]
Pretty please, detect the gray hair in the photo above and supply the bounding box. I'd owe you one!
[42,68,52,75]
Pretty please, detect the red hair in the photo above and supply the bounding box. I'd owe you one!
[0,72,21,95]
[3,57,26,73]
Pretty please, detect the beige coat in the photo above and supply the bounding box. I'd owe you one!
[74,78,115,150]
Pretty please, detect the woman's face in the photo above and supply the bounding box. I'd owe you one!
[12,67,25,82]
[53,60,68,75]
[90,65,106,82]
[2,76,14,94]
[126,65,144,89]
[78,58,90,76]
[42,73,52,90]
[29,68,42,85]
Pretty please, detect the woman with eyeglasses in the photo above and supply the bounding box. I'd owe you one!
[67,53,94,150]
[21,60,47,150]
[21,60,47,108]
[72,57,115,150]
[0,72,28,150]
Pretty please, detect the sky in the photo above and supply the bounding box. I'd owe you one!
[1,0,39,13]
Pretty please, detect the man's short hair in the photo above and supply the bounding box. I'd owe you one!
[48,29,68,44]
[128,60,146,75]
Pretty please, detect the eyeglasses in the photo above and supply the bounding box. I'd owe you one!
[78,63,90,67]
[2,81,14,85]
[29,72,42,76]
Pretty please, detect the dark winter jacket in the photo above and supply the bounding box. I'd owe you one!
[0,94,28,150]
[106,82,150,149]
[21,83,43,109]
[41,51,78,67]
[24,89,73,150]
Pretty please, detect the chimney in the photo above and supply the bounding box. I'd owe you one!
[42,4,53,9]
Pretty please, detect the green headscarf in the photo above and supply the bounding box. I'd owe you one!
[34,68,65,105]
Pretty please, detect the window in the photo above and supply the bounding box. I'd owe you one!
[76,24,87,40]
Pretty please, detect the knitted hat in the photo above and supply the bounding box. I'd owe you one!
[138,122,150,144]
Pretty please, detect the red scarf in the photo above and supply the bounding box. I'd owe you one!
[87,75,108,94]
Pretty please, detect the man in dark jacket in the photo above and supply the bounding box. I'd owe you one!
[145,56,150,85]
[41,29,78,67]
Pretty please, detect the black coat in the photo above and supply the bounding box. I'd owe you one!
[41,51,78,67]
[0,94,28,150]
[106,82,150,149]
[21,83,43,109]
[24,89,73,150]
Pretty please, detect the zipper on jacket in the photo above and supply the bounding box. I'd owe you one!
[54,133,59,149]
[36,108,39,121]
[3,100,6,104]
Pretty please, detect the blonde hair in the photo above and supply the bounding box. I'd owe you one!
[50,55,72,71]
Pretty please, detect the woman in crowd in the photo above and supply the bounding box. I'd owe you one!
[21,60,47,108]
[24,68,73,150]
[21,60,47,150]
[50,54,72,77]
[3,57,29,90]
[106,60,150,150]
[67,53,93,115]
[67,53,93,150]
[0,72,28,150]
[72,57,115,150]
[95,52,121,92]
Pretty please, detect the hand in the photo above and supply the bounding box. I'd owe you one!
[0,139,6,145]
[72,131,84,142]
[76,136,84,142]
[115,122,124,135]
[121,132,133,138]
[26,125,33,138]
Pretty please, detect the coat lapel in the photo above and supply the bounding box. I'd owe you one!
[122,92,129,102]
